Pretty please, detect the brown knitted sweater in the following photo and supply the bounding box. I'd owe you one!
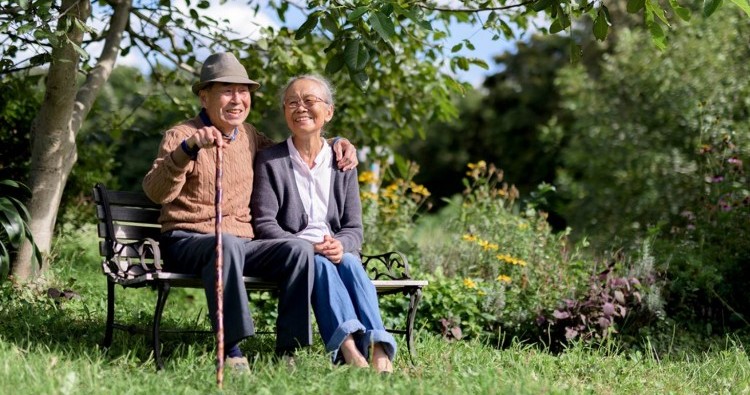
[142,115,273,238]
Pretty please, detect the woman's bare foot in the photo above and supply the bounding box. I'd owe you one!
[340,335,369,368]
[372,343,393,373]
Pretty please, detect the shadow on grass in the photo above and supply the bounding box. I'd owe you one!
[0,282,279,370]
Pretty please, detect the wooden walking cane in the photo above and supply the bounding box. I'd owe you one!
[214,143,225,388]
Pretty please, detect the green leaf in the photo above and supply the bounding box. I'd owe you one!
[728,0,750,16]
[646,0,670,26]
[0,205,24,247]
[295,12,320,40]
[648,21,667,50]
[593,8,610,41]
[703,0,723,16]
[0,179,23,189]
[451,43,463,53]
[668,0,692,20]
[326,52,344,75]
[370,11,395,41]
[344,39,369,71]
[0,240,9,279]
[499,19,514,38]
[532,0,553,11]
[627,0,646,13]
[469,58,489,70]
[7,196,31,222]
[348,6,368,21]
[418,20,433,30]
[321,13,339,34]
[549,19,564,34]
[70,42,89,60]
[456,57,469,71]
[349,71,368,91]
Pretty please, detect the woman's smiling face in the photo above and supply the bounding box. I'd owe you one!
[283,79,334,138]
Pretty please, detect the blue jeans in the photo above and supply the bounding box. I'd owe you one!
[312,252,397,363]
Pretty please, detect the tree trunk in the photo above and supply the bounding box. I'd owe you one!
[12,0,131,281]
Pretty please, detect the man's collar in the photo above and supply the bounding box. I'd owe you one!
[199,108,212,127]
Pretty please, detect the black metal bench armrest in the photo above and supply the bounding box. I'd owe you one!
[362,251,412,281]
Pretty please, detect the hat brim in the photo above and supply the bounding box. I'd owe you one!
[192,76,261,95]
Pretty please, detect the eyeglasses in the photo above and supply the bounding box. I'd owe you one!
[284,95,328,109]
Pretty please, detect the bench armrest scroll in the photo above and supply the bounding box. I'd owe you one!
[361,251,412,281]
[103,237,163,280]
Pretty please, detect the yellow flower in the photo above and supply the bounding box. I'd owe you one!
[358,171,377,184]
[467,160,487,170]
[518,222,528,230]
[477,239,499,251]
[497,275,512,284]
[477,290,486,296]
[463,278,476,289]
[462,234,477,242]
[410,183,431,197]
[360,191,378,201]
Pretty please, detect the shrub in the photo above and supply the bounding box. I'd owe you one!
[655,129,750,328]
[358,159,430,264]
[368,161,661,346]
[541,240,664,349]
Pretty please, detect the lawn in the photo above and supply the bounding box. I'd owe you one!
[1,231,748,394]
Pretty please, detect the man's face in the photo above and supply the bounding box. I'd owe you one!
[199,83,251,133]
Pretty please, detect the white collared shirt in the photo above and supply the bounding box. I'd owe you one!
[287,137,333,244]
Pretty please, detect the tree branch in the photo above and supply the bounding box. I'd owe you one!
[418,1,535,12]
[72,0,132,134]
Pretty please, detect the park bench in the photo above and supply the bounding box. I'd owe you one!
[93,183,427,369]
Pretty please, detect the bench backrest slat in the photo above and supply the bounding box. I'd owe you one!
[97,222,161,240]
[94,184,164,261]
[95,206,161,223]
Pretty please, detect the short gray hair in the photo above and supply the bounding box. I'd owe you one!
[279,74,336,111]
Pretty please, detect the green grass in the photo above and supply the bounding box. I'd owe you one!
[1,232,749,394]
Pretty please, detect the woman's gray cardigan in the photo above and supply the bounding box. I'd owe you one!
[250,141,363,255]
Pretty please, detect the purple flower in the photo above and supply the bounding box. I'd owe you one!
[727,157,742,166]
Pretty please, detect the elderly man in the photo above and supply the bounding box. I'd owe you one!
[142,52,357,370]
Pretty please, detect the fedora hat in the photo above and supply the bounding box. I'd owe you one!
[191,52,260,95]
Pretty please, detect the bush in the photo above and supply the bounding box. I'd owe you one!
[654,129,750,328]
[364,160,661,346]
[358,158,430,263]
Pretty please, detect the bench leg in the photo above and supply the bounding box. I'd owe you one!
[405,288,423,364]
[102,279,115,348]
[153,281,171,371]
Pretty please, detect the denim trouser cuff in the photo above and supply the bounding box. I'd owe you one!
[327,319,366,362]
[359,329,397,361]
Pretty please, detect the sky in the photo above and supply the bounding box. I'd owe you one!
[113,0,517,87]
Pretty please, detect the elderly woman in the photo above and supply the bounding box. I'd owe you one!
[251,75,396,372]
